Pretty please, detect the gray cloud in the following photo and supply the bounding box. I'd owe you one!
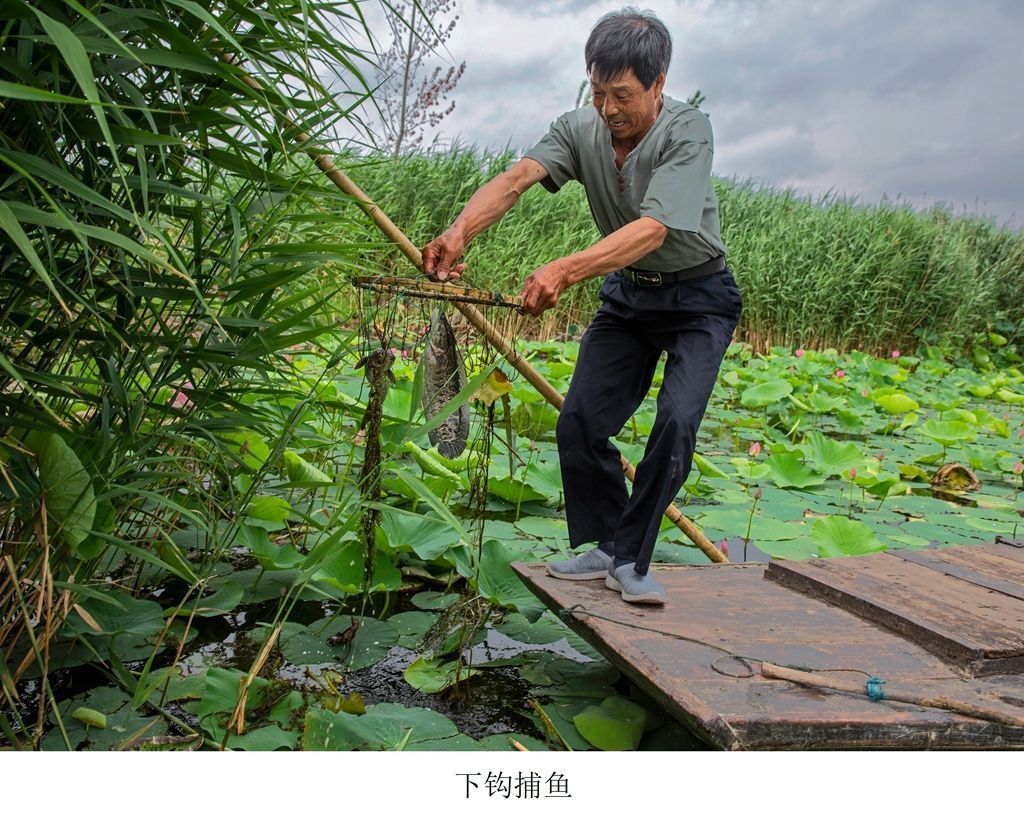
[344,0,1022,228]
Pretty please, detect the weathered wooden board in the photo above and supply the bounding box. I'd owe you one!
[512,560,1024,749]
[886,546,1024,602]
[765,543,1024,675]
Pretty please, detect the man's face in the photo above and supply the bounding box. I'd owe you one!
[590,68,665,142]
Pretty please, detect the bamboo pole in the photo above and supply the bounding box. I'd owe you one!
[234,68,725,564]
[760,662,1024,730]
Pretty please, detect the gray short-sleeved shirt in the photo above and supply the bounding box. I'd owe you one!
[523,95,726,271]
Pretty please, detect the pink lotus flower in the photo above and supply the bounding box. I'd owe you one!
[170,381,194,410]
[835,369,846,378]
[848,468,858,480]
[1015,461,1024,475]
[718,539,730,557]
[795,348,805,357]
[861,388,870,397]
[877,450,886,462]
[891,350,901,359]
[1018,430,1024,439]
[753,487,763,499]
[749,441,762,457]
[788,365,796,373]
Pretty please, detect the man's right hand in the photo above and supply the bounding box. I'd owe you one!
[421,228,468,282]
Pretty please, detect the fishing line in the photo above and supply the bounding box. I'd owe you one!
[557,602,884,680]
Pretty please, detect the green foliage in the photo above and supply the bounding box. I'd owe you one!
[810,515,888,557]
[573,695,650,751]
[0,0,380,716]
[6,4,1024,751]
[341,148,1024,352]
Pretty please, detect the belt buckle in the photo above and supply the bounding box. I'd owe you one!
[633,270,662,286]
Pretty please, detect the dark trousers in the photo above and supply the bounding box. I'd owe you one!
[556,266,742,575]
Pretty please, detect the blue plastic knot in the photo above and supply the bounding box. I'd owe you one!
[866,676,886,701]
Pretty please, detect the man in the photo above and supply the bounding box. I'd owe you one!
[422,8,742,606]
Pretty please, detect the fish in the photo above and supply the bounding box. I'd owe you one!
[420,308,470,459]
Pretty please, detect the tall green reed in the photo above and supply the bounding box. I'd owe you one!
[0,0,382,732]
[339,148,1024,351]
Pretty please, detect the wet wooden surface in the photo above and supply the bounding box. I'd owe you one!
[766,542,1024,675]
[512,548,1024,750]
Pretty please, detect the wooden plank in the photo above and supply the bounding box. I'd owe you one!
[512,561,1024,749]
[765,554,1024,671]
[887,546,1024,602]
[989,537,1024,565]
[943,543,1024,582]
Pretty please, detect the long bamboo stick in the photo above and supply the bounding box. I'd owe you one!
[761,662,1024,730]
[234,68,725,564]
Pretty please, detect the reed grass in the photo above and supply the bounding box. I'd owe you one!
[339,147,1024,352]
[0,0,383,741]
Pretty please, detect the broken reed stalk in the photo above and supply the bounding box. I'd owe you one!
[231,64,724,564]
[760,661,1024,730]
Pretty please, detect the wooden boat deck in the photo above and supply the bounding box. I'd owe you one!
[511,539,1024,749]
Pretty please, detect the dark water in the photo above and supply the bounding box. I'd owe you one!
[5,585,585,748]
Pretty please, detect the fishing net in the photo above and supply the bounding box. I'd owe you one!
[351,273,532,604]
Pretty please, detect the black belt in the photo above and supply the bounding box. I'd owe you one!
[622,255,725,286]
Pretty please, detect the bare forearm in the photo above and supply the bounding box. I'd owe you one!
[424,158,548,280]
[448,170,526,244]
[559,217,668,287]
[517,216,669,316]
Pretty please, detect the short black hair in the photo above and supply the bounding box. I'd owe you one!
[585,7,672,90]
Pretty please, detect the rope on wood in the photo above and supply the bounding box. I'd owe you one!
[759,662,1024,729]
[352,275,525,309]
[559,602,1024,728]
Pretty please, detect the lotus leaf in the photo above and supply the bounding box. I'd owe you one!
[380,509,463,560]
[476,733,550,751]
[313,538,402,594]
[693,452,730,479]
[573,695,649,751]
[800,432,864,475]
[874,393,919,415]
[918,419,977,446]
[26,431,96,553]
[246,496,291,523]
[319,615,399,671]
[388,611,437,648]
[404,656,480,693]
[472,539,546,621]
[810,516,887,557]
[765,450,827,490]
[495,612,567,645]
[487,475,549,504]
[740,379,793,409]
[302,702,460,750]
[282,450,333,485]
[65,593,165,639]
[43,686,166,751]
[411,591,459,610]
[221,430,270,471]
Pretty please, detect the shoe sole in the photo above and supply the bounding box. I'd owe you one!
[546,565,608,581]
[604,574,666,605]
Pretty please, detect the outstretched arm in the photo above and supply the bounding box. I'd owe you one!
[421,157,550,281]
[518,216,668,316]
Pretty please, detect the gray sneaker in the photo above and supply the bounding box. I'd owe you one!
[605,562,667,605]
[546,546,613,580]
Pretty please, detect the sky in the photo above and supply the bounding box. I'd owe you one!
[340,0,1024,229]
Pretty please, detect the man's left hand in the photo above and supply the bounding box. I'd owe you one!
[519,261,570,317]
